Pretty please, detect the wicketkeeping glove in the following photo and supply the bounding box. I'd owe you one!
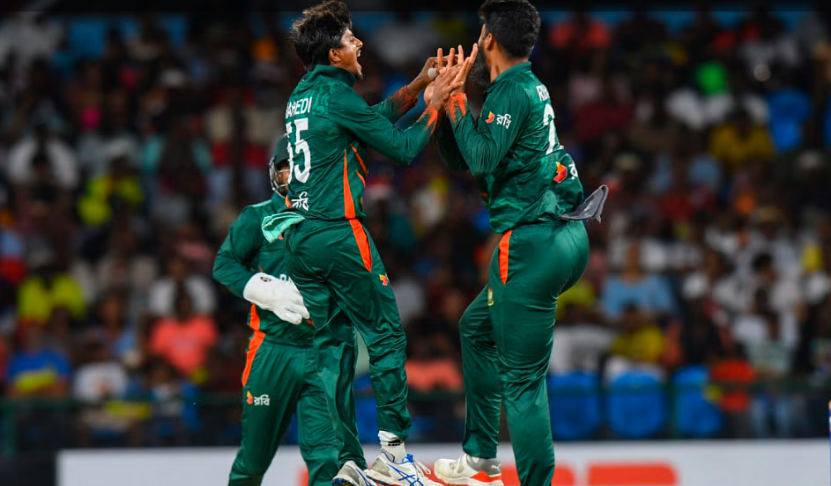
[242,273,310,325]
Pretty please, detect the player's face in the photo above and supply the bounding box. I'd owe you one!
[273,161,290,196]
[334,28,363,80]
[471,24,491,87]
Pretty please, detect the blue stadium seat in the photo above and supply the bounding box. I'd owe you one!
[354,374,378,444]
[66,18,109,58]
[768,89,813,152]
[607,371,667,439]
[548,372,602,441]
[672,365,723,438]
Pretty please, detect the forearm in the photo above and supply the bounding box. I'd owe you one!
[372,85,419,123]
[445,94,501,175]
[212,251,256,298]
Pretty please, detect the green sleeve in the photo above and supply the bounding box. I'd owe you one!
[445,82,530,177]
[329,86,438,165]
[371,85,419,123]
[212,207,264,298]
[432,113,468,172]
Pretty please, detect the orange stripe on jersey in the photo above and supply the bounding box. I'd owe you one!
[242,306,264,386]
[349,219,372,271]
[499,230,512,285]
[351,144,367,175]
[343,149,356,219]
[421,107,439,135]
[356,170,366,187]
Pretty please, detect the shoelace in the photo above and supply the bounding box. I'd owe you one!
[405,455,433,476]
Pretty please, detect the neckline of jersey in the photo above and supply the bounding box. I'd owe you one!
[302,64,357,87]
[485,62,532,93]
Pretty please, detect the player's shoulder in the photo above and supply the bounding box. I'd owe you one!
[237,199,276,222]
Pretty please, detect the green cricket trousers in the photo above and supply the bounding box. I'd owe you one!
[228,310,362,486]
[283,218,411,442]
[461,220,589,486]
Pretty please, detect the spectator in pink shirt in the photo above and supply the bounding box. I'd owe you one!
[149,284,217,379]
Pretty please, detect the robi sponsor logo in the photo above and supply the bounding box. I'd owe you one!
[247,390,270,406]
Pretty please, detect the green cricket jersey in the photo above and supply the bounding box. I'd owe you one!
[440,62,583,233]
[283,65,438,222]
[213,194,313,344]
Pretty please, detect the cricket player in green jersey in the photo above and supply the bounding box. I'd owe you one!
[428,1,606,484]
[278,2,463,485]
[213,136,375,486]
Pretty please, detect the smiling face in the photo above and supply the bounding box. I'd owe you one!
[332,28,363,79]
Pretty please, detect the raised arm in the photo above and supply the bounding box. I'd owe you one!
[444,81,530,177]
[330,87,440,165]
[372,56,437,123]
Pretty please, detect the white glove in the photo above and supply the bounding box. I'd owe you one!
[242,273,310,325]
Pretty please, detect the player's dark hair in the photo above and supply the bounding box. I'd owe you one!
[478,0,541,59]
[289,0,353,70]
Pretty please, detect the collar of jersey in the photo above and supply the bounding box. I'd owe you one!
[485,61,531,93]
[302,64,357,87]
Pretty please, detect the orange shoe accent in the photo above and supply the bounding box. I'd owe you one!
[498,230,512,284]
[471,471,502,482]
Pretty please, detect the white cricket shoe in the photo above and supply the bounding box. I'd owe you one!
[365,451,442,486]
[433,453,504,486]
[333,460,377,486]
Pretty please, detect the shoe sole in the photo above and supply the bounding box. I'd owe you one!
[434,471,504,486]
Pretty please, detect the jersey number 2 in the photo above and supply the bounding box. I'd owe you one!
[543,104,578,178]
[543,104,560,155]
[286,119,311,183]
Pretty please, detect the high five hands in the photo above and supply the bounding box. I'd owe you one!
[426,44,478,110]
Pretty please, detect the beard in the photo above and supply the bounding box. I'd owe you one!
[470,50,491,87]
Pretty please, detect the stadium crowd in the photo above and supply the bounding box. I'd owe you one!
[1,6,831,450]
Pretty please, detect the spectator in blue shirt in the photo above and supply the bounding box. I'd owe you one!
[602,243,676,324]
[6,321,71,398]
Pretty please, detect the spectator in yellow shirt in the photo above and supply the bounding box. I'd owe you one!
[17,251,86,323]
[709,108,774,173]
[607,304,666,381]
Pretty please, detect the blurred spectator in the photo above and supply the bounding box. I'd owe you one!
[605,304,666,382]
[0,13,64,69]
[549,9,611,58]
[17,248,86,323]
[83,291,142,370]
[6,322,71,398]
[6,121,79,191]
[371,12,441,72]
[664,303,725,370]
[601,243,676,322]
[149,285,218,380]
[147,254,216,318]
[550,302,616,375]
[72,337,137,446]
[78,152,144,228]
[708,108,775,173]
